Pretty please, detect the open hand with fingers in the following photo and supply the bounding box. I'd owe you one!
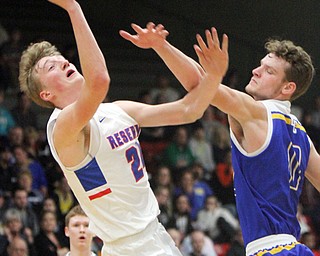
[119,22,169,49]
[194,28,229,78]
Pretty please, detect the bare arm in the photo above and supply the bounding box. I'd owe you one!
[116,27,228,127]
[48,0,110,164]
[305,142,320,192]
[120,22,204,91]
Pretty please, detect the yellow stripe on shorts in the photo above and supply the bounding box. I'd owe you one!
[255,242,300,255]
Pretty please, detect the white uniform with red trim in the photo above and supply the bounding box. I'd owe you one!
[47,103,161,241]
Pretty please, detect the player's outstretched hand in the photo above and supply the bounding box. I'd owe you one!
[194,28,229,78]
[119,22,169,49]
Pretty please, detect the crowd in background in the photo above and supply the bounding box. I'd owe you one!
[1,24,320,256]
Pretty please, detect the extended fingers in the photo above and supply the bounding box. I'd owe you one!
[131,23,144,34]
[196,34,208,52]
[221,34,229,53]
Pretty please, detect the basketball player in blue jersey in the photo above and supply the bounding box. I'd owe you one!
[18,1,228,255]
[121,24,320,255]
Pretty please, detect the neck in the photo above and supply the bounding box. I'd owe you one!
[69,247,92,256]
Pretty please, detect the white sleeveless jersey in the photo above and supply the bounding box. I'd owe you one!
[47,103,160,242]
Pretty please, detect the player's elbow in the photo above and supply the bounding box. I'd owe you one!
[181,106,204,123]
[92,71,110,90]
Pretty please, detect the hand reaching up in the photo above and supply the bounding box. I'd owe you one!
[119,22,169,50]
[194,28,229,78]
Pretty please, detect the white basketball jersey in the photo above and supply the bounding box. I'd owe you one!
[47,103,160,242]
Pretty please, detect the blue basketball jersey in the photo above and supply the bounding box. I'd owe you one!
[230,100,310,247]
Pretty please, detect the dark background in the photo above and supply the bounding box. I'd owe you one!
[1,0,320,108]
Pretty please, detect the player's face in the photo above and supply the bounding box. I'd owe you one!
[245,53,291,100]
[36,55,84,106]
[65,215,93,249]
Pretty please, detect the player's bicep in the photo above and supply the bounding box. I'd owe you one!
[213,85,265,123]
[305,142,320,192]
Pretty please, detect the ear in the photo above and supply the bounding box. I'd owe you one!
[39,90,52,102]
[64,226,70,237]
[282,81,296,96]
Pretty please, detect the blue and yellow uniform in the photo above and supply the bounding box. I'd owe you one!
[231,100,314,255]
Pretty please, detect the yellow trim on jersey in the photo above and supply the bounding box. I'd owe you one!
[255,242,299,255]
[272,113,306,132]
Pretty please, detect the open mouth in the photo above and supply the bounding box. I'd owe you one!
[67,70,75,77]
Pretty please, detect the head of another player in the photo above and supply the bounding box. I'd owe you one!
[65,205,94,251]
[246,39,314,102]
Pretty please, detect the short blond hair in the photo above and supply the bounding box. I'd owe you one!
[65,204,87,227]
[19,41,61,108]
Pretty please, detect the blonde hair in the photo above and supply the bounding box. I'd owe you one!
[65,205,87,227]
[19,41,61,108]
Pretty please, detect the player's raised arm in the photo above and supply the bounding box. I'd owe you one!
[116,28,228,127]
[120,22,204,91]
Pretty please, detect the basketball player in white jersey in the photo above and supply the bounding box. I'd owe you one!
[64,205,97,256]
[18,0,228,255]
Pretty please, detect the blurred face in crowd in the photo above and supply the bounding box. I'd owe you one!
[13,190,28,209]
[7,237,28,256]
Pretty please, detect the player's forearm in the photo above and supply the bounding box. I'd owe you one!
[181,74,221,122]
[67,2,110,89]
[153,41,204,92]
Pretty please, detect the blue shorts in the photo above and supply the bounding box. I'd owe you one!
[254,242,313,256]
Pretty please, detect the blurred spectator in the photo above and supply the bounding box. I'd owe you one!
[41,197,63,231]
[211,125,231,165]
[154,186,172,228]
[310,95,320,129]
[302,109,320,151]
[11,92,39,129]
[34,210,68,256]
[167,194,193,239]
[162,126,195,182]
[0,146,17,197]
[12,145,48,197]
[200,106,223,144]
[10,188,40,236]
[150,165,174,191]
[167,227,183,251]
[0,190,9,234]
[0,89,16,139]
[174,169,213,221]
[211,150,236,210]
[6,236,29,256]
[7,126,24,149]
[189,122,215,180]
[297,203,312,235]
[23,126,41,160]
[16,170,43,213]
[0,23,8,47]
[52,177,77,219]
[150,74,181,103]
[180,229,217,256]
[0,208,35,255]
[195,195,239,244]
[300,232,320,256]
[226,229,245,256]
[0,28,24,93]
[300,178,320,238]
